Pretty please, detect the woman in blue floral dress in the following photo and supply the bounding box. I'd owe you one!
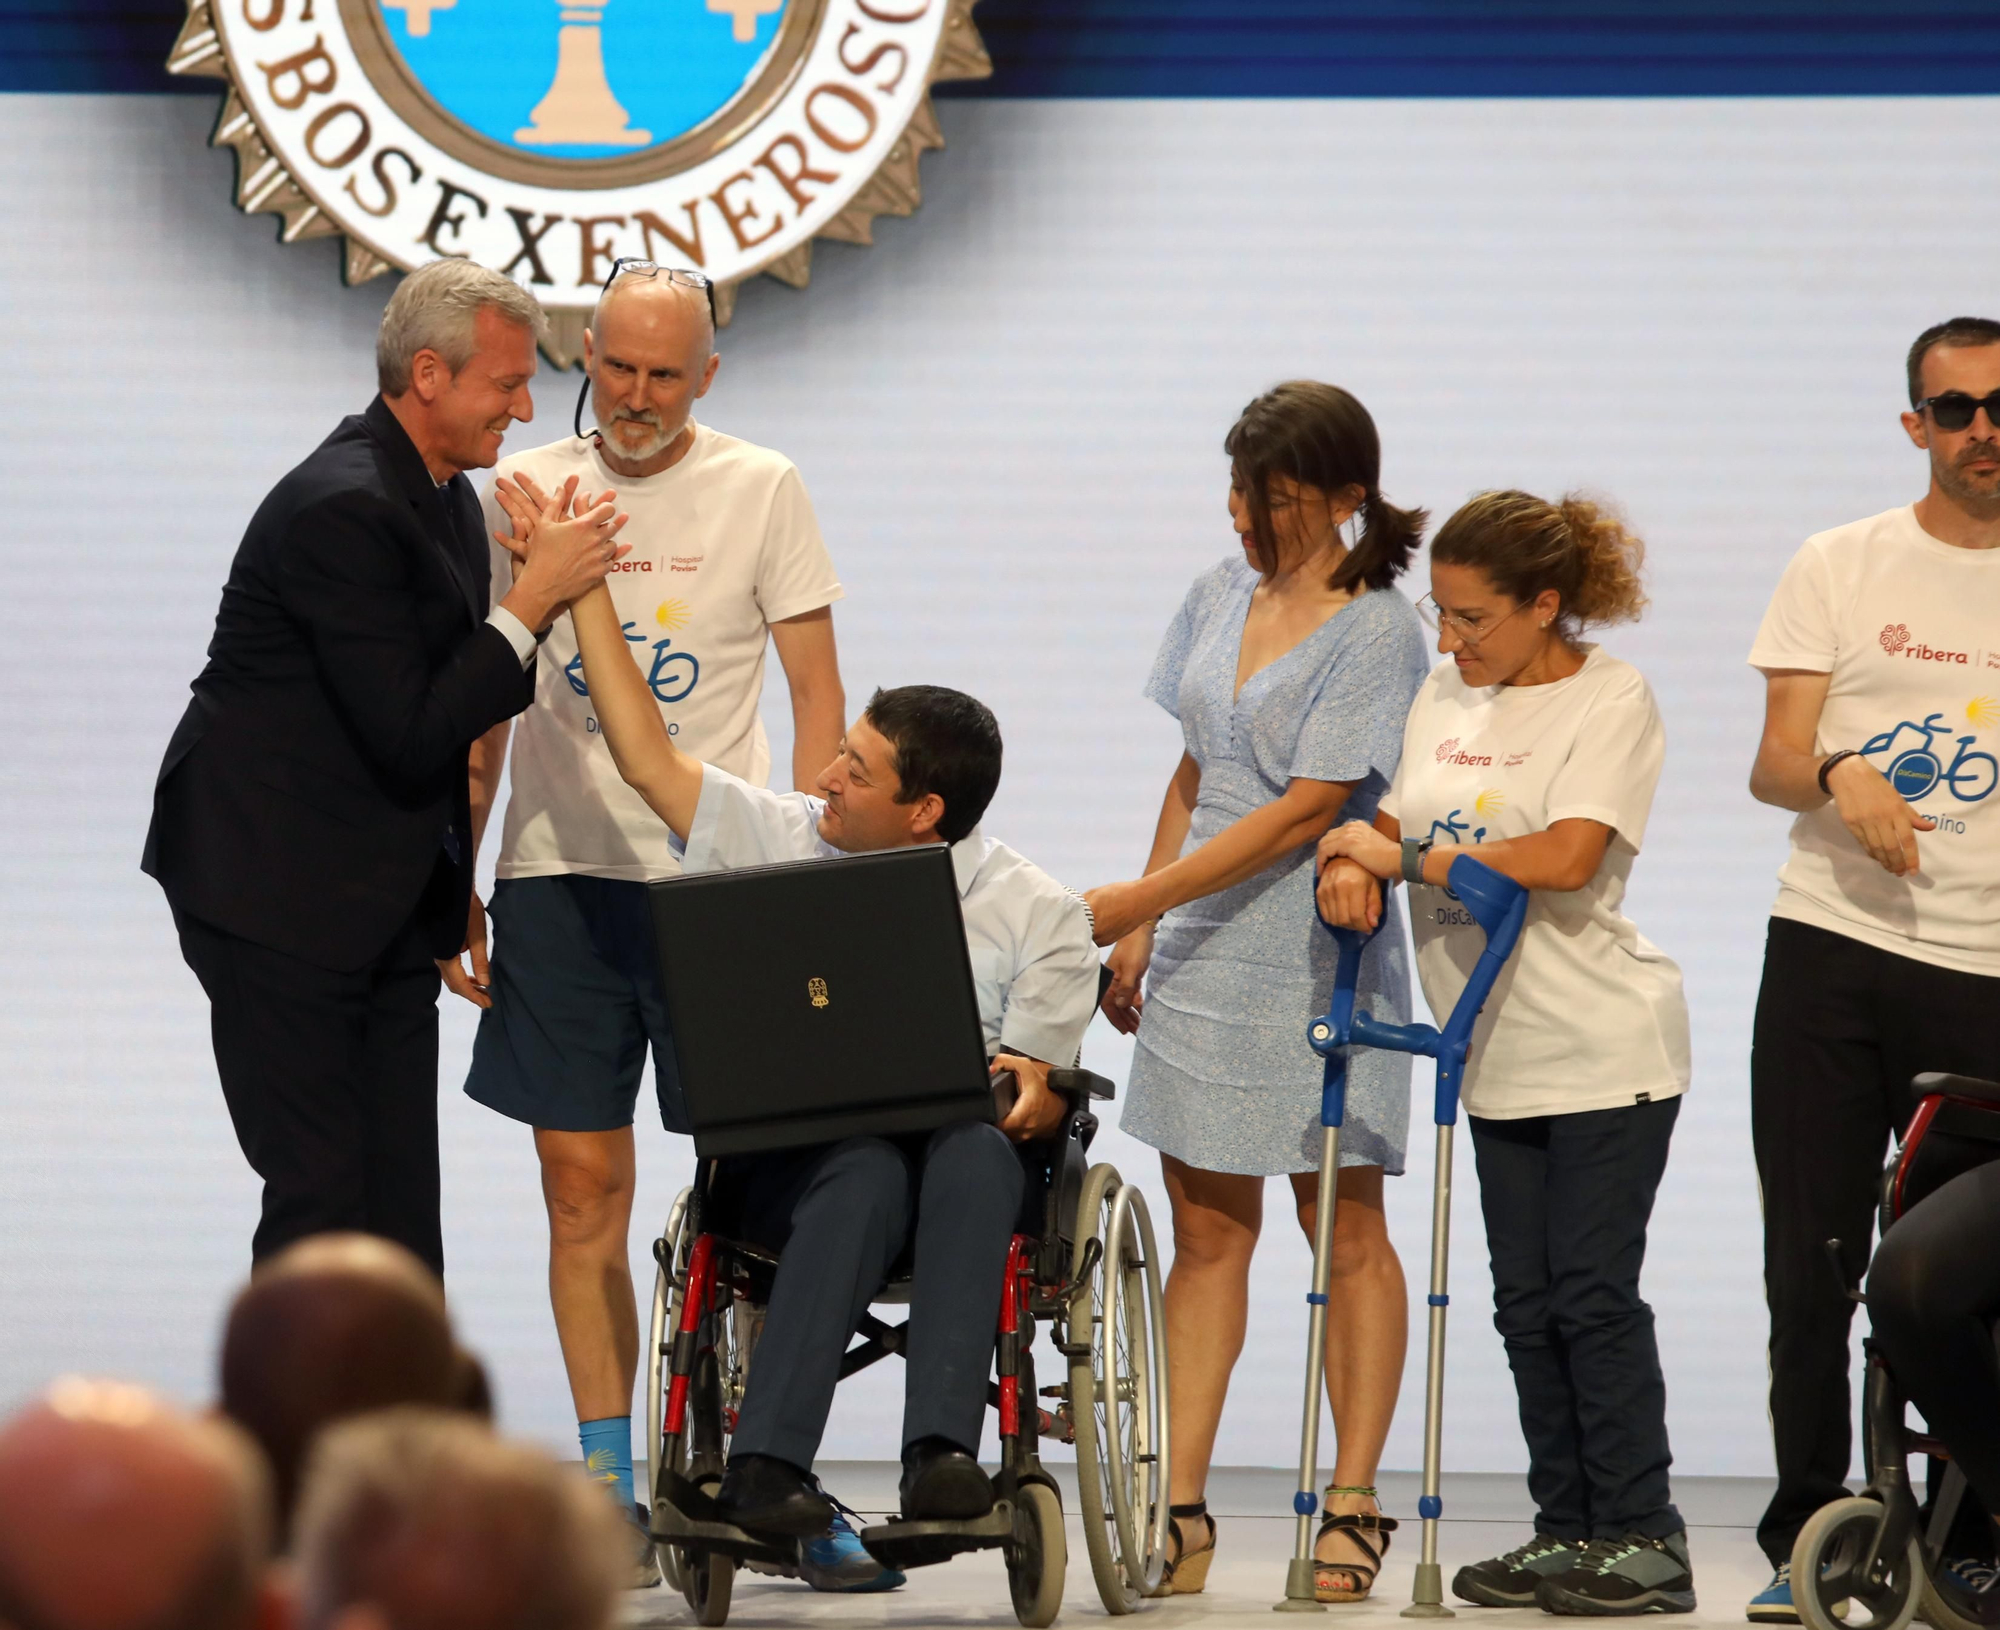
[1086,382,1429,1602]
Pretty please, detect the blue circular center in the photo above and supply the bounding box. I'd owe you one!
[377,0,789,160]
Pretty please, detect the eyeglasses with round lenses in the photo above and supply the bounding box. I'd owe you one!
[1415,592,1529,648]
[574,257,717,442]
[1915,391,2000,433]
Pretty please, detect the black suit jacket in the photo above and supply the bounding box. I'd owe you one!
[144,397,536,972]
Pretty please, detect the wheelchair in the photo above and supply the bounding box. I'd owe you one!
[1791,1072,2000,1630]
[641,1067,1171,1626]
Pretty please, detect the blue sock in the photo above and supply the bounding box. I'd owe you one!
[580,1416,635,1513]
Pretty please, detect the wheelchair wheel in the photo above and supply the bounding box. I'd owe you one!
[1793,1496,1923,1630]
[1069,1163,1171,1612]
[1921,1575,1981,1630]
[646,1187,694,1590]
[1008,1480,1068,1628]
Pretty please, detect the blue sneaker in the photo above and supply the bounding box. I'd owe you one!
[797,1508,905,1593]
[1747,1564,1798,1623]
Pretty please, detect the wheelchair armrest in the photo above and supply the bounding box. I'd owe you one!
[1050,1067,1115,1102]
[1913,1071,2000,1109]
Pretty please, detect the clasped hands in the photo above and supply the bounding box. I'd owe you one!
[491,472,632,633]
[1313,822,1399,933]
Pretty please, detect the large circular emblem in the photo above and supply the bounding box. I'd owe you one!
[168,0,989,357]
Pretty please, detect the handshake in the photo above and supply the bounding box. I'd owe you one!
[490,471,634,638]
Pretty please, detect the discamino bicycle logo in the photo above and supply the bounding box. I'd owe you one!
[167,0,990,361]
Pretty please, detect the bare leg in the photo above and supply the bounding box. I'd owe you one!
[1292,1164,1407,1591]
[1162,1154,1264,1556]
[536,1126,640,1421]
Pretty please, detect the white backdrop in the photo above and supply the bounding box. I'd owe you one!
[2,91,1987,1478]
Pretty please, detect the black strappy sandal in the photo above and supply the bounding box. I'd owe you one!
[1315,1489,1398,1602]
[1160,1499,1217,1595]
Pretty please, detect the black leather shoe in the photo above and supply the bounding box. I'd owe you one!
[899,1437,994,1521]
[715,1454,836,1538]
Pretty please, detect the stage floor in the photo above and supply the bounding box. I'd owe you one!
[624,1468,1776,1628]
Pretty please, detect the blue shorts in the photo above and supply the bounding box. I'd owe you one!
[464,875,690,1135]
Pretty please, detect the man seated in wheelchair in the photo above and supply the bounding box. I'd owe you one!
[513,476,1100,1538]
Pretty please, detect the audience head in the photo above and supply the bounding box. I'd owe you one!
[585,268,719,472]
[220,1234,467,1538]
[1427,489,1647,687]
[1903,315,2000,511]
[293,1409,623,1630]
[375,260,546,476]
[0,1379,284,1630]
[813,686,1003,850]
[1224,381,1427,591]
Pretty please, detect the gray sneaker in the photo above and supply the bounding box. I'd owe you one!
[1537,1531,1696,1616]
[1453,1534,1587,1607]
[627,1501,663,1589]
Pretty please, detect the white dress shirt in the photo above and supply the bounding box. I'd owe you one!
[677,766,1100,1065]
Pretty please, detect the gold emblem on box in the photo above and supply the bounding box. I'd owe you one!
[808,977,830,1008]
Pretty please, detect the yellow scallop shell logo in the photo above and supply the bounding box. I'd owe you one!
[1967,696,2000,729]
[1474,789,1507,818]
[655,599,691,631]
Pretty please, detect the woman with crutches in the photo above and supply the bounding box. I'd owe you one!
[1317,490,1695,1617]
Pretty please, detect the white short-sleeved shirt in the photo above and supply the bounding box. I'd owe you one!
[675,766,1100,1066]
[1380,647,1691,1120]
[1749,505,2000,975]
[483,425,842,882]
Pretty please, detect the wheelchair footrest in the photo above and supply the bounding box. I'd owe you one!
[650,1470,795,1567]
[860,1503,1014,1570]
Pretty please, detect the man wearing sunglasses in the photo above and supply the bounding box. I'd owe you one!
[446,261,852,1590]
[1744,316,2000,1621]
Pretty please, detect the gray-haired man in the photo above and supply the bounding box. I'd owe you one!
[144,260,627,1275]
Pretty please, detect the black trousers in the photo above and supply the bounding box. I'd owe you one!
[1869,1160,2000,1518]
[1752,916,2000,1565]
[723,1121,1025,1472]
[176,909,446,1275]
[1470,1097,1683,1542]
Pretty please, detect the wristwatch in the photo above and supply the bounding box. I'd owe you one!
[1399,836,1434,886]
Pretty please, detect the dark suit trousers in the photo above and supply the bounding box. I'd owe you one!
[726,1121,1025,1472]
[176,908,446,1274]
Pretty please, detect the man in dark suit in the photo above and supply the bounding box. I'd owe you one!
[145,260,630,1275]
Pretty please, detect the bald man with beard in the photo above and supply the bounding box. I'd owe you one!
[218,1234,488,1540]
[0,1379,288,1630]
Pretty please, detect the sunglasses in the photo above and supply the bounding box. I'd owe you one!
[1914,391,2000,433]
[573,257,716,442]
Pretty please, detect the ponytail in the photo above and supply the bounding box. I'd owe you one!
[1331,489,1429,594]
[1224,381,1426,591]
[1430,489,1647,634]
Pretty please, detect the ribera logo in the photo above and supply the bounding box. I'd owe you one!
[1434,737,1494,767]
[1882,623,1970,664]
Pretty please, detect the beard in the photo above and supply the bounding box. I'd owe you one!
[1937,440,2000,508]
[597,402,689,464]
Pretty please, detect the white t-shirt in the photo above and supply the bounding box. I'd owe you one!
[1380,647,1691,1120]
[1748,505,2000,976]
[675,767,1101,1065]
[483,424,842,881]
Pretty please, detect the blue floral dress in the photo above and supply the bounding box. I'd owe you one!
[1121,558,1431,1175]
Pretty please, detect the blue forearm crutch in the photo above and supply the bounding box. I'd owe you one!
[1274,854,1528,1616]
